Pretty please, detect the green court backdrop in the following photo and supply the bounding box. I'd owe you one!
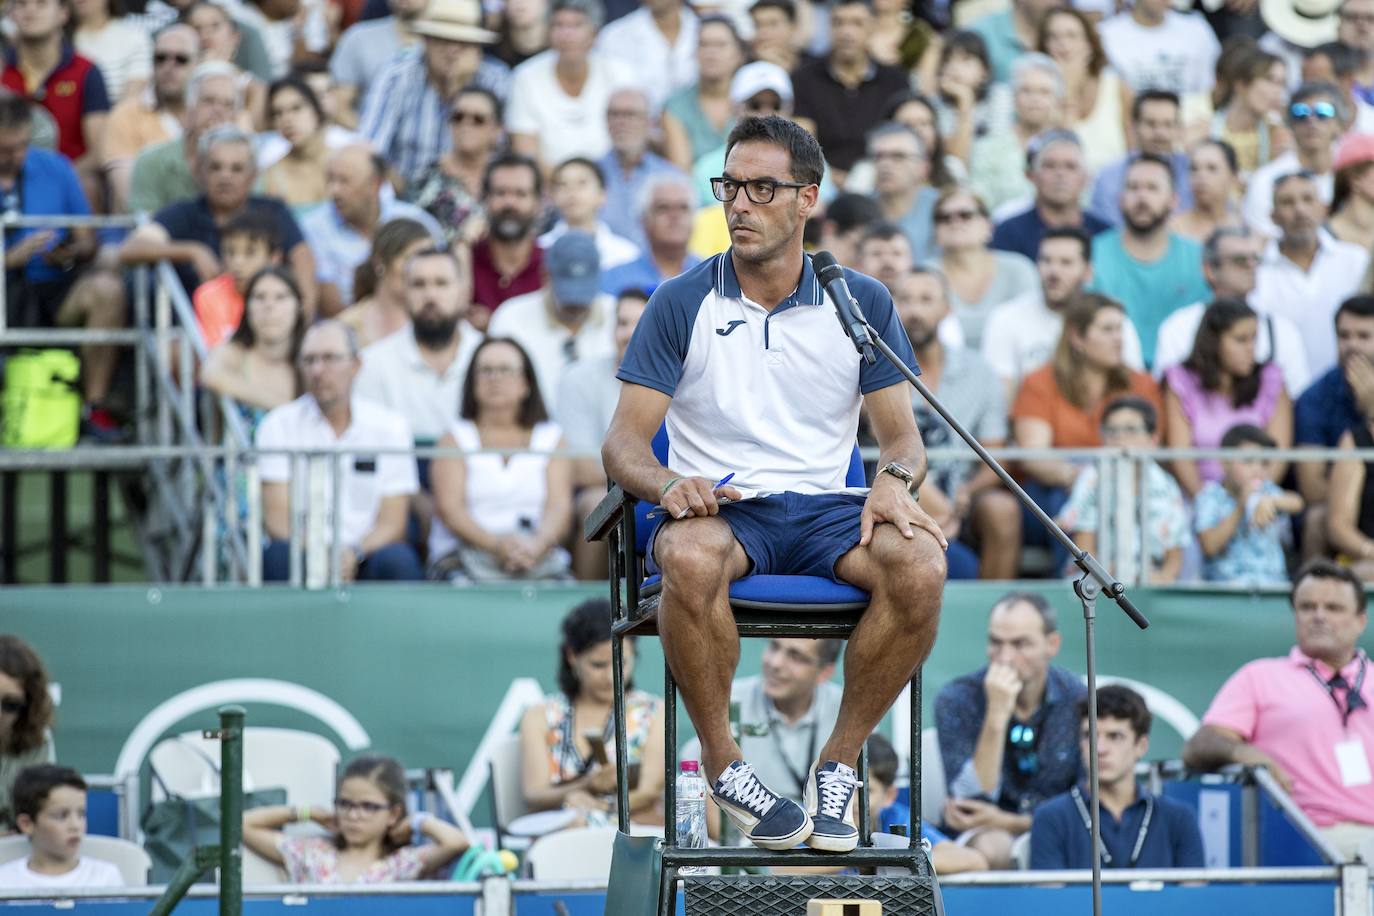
[5,582,1369,821]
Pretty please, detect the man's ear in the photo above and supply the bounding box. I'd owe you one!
[15,813,34,837]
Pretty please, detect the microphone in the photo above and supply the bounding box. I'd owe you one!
[811,250,876,365]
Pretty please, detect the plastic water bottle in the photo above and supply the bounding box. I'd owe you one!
[676,760,708,874]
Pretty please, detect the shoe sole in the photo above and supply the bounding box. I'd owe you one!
[804,829,859,853]
[745,813,814,851]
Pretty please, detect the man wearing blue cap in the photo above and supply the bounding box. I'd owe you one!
[487,229,616,412]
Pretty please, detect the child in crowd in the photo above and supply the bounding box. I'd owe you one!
[194,213,284,348]
[1195,424,1304,585]
[865,734,987,875]
[0,765,123,889]
[242,754,469,883]
[1057,396,1191,584]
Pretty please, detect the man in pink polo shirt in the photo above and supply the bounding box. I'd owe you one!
[1184,560,1373,861]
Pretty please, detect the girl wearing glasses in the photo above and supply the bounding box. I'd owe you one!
[0,636,54,832]
[243,755,470,883]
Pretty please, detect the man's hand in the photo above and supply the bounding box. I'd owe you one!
[185,242,222,284]
[942,797,1006,832]
[496,535,540,572]
[660,477,742,520]
[6,229,57,268]
[861,475,948,548]
[1235,744,1295,794]
[983,662,1023,720]
[1348,356,1374,417]
[586,763,619,795]
[1251,494,1278,528]
[564,788,611,814]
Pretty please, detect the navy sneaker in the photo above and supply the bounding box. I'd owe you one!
[710,760,812,850]
[804,760,860,852]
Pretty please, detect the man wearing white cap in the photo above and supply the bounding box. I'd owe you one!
[691,61,794,206]
[359,0,510,190]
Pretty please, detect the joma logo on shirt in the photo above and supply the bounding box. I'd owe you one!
[716,320,746,337]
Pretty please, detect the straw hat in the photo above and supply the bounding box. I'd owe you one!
[410,0,498,45]
[1260,0,1341,48]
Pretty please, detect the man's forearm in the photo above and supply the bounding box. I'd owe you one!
[602,424,677,503]
[120,237,188,266]
[876,431,927,488]
[971,715,1010,793]
[1183,725,1244,771]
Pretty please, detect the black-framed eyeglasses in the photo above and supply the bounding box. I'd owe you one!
[334,797,389,816]
[0,696,27,715]
[711,176,810,205]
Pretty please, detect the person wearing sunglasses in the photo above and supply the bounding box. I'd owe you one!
[244,755,470,883]
[1243,82,1347,239]
[410,86,501,248]
[0,635,55,832]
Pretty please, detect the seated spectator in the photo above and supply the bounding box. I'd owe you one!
[748,0,808,75]
[991,130,1110,263]
[194,211,283,348]
[1011,293,1162,551]
[359,0,508,192]
[302,144,442,315]
[428,337,573,581]
[128,60,241,214]
[257,321,424,582]
[1090,153,1210,367]
[1184,560,1372,860]
[492,0,548,68]
[969,53,1064,213]
[599,86,685,250]
[812,192,882,271]
[0,94,125,435]
[1163,299,1291,497]
[1208,47,1289,182]
[1170,139,1244,243]
[1243,82,1346,239]
[925,186,1037,350]
[600,172,700,297]
[1195,424,1304,586]
[1097,0,1218,111]
[964,0,1044,86]
[243,754,469,882]
[539,157,640,270]
[560,287,648,580]
[1089,91,1193,230]
[183,3,267,120]
[934,592,1086,870]
[471,153,544,328]
[1036,7,1130,178]
[200,266,306,430]
[120,124,316,314]
[661,15,744,174]
[865,733,989,874]
[103,23,198,213]
[929,30,1011,164]
[356,246,483,445]
[0,636,55,830]
[409,85,499,247]
[895,267,1017,580]
[259,75,347,214]
[73,0,150,105]
[328,0,427,127]
[866,122,940,263]
[845,90,964,195]
[487,230,615,405]
[1030,685,1204,870]
[1252,170,1370,376]
[1304,40,1374,134]
[593,0,698,111]
[518,598,665,824]
[0,766,121,888]
[338,218,434,348]
[1057,396,1189,584]
[689,59,792,209]
[984,228,1146,404]
[506,0,632,171]
[1330,132,1374,252]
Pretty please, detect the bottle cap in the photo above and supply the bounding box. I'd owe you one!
[680,760,700,773]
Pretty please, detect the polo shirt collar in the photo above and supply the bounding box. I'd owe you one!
[713,249,824,308]
[825,57,878,86]
[1288,645,1368,681]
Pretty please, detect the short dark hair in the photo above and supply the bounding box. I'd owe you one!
[12,765,86,824]
[749,0,796,20]
[0,92,32,131]
[1191,137,1238,176]
[859,220,906,246]
[817,639,842,666]
[1077,684,1152,740]
[1219,422,1274,449]
[1101,395,1158,434]
[1308,41,1362,79]
[990,591,1057,634]
[460,336,548,427]
[616,287,652,306]
[724,115,825,187]
[1131,89,1181,123]
[1290,558,1367,614]
[1039,226,1091,262]
[267,73,325,126]
[1337,294,1374,326]
[824,193,882,234]
[482,152,543,199]
[553,156,606,189]
[866,732,899,787]
[221,211,283,252]
[1126,152,1175,188]
[455,84,503,123]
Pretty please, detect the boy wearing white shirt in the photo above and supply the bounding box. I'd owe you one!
[0,766,122,890]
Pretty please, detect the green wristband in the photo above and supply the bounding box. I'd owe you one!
[660,476,684,499]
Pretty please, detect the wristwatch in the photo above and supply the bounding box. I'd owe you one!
[878,461,918,496]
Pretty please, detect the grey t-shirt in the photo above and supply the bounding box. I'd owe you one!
[913,345,1008,495]
[330,19,410,94]
[556,354,620,452]
[927,250,1038,350]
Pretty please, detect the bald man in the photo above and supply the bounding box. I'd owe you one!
[301,143,443,316]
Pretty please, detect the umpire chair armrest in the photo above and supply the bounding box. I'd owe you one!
[584,483,633,543]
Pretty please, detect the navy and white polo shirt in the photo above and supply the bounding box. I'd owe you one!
[617,251,920,494]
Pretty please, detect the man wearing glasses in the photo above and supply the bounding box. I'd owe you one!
[934,592,1086,869]
[1244,82,1349,238]
[603,115,946,854]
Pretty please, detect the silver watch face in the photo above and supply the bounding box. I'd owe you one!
[883,462,914,484]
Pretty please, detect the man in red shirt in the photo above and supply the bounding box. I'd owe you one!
[470,152,542,330]
[2,0,110,201]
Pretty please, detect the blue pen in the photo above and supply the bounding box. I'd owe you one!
[714,472,735,490]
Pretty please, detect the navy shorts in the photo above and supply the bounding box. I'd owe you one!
[651,491,867,583]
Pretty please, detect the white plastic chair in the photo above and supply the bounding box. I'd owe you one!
[149,727,340,808]
[524,825,618,881]
[241,845,289,885]
[0,834,151,885]
[488,733,528,845]
[921,727,947,830]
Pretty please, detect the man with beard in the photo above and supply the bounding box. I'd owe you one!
[895,268,1014,580]
[302,144,443,316]
[1252,172,1369,376]
[1088,153,1209,367]
[1089,90,1192,227]
[487,230,615,408]
[356,246,484,446]
[471,152,543,330]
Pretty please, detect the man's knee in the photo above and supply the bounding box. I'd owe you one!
[867,526,946,594]
[60,270,126,326]
[966,828,1015,869]
[975,490,1020,532]
[655,519,740,583]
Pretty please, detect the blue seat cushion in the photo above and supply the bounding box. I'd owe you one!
[641,573,869,611]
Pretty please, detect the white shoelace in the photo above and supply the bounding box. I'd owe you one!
[717,762,778,817]
[816,766,860,821]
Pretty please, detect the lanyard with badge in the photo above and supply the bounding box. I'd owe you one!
[764,706,818,800]
[1307,653,1372,788]
[1070,785,1153,867]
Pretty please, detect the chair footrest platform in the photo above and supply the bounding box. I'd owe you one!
[682,874,938,916]
[664,846,927,869]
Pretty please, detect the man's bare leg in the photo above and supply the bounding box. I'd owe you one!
[58,270,127,404]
